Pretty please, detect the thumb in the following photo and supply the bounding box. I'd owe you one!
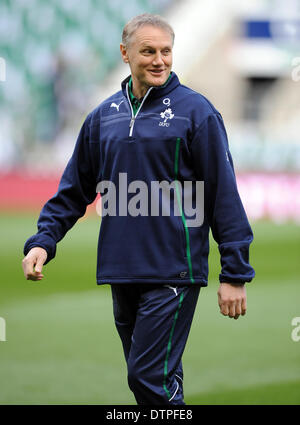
[35,256,46,274]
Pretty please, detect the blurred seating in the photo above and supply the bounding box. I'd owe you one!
[0,0,173,170]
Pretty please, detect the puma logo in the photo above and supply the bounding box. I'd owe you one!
[164,285,178,296]
[110,100,124,111]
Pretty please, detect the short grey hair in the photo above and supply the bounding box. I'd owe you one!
[122,13,175,47]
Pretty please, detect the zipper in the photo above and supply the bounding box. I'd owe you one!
[174,137,194,283]
[126,83,153,137]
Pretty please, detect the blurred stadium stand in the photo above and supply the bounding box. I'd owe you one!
[0,0,300,222]
[0,0,174,172]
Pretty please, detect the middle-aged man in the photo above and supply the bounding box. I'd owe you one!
[22,13,255,405]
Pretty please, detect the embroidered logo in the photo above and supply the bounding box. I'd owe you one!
[159,108,174,127]
[110,100,124,111]
[164,285,178,296]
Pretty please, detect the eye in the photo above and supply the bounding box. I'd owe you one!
[142,49,153,55]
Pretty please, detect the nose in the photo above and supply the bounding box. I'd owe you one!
[152,52,164,66]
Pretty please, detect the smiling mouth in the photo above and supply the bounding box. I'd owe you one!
[149,69,165,75]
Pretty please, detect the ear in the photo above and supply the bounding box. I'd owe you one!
[120,44,129,64]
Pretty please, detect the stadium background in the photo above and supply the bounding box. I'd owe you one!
[0,0,299,404]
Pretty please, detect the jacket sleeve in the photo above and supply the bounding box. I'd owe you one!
[23,113,99,264]
[190,113,255,283]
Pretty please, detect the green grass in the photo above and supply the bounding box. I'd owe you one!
[0,213,299,404]
[187,380,300,405]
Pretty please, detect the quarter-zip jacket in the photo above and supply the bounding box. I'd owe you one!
[24,72,255,286]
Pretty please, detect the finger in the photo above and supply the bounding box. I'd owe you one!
[233,299,242,319]
[27,273,44,281]
[25,264,42,280]
[22,257,35,279]
[241,297,247,315]
[218,292,227,316]
[34,275,44,281]
[228,301,236,318]
[23,257,44,280]
[35,257,45,274]
[27,274,39,281]
[220,302,229,316]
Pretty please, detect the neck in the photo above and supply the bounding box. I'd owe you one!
[130,73,172,99]
[131,78,149,100]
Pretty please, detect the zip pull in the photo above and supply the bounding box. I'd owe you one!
[126,83,153,137]
[129,117,135,129]
[129,117,135,137]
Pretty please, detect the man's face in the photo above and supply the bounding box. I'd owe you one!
[120,25,173,97]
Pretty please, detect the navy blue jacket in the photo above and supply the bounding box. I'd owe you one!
[24,72,255,286]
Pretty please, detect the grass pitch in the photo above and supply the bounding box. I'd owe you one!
[0,213,299,404]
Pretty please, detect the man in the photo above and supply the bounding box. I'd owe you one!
[22,13,255,405]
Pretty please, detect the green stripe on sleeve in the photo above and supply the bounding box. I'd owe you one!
[174,138,195,284]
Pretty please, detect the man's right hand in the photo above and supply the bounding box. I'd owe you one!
[22,247,48,281]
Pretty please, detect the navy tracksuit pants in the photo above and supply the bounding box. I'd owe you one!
[111,284,201,405]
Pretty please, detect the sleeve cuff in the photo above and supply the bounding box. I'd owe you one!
[23,234,57,265]
[219,274,252,284]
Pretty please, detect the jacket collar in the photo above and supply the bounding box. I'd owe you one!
[121,71,180,101]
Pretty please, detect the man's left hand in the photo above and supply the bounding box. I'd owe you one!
[217,283,247,320]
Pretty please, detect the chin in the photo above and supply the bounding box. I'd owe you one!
[148,76,167,87]
[144,71,169,87]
